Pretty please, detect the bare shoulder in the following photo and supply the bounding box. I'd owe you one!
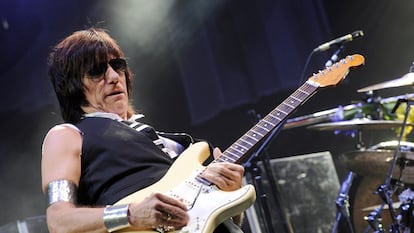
[41,123,83,190]
[47,123,82,136]
[43,123,82,143]
[42,123,83,156]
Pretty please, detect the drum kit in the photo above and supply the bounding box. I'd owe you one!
[284,71,414,233]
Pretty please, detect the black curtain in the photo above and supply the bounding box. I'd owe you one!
[168,0,332,124]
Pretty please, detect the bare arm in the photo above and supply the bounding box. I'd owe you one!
[42,124,107,233]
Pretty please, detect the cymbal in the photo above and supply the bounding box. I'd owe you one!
[283,103,361,129]
[358,72,414,92]
[307,118,409,131]
[343,150,414,183]
[285,93,414,129]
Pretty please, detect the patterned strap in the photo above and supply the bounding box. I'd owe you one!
[121,120,165,150]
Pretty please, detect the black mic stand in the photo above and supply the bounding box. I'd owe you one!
[325,45,345,68]
[324,44,357,233]
[244,110,294,233]
[332,171,356,233]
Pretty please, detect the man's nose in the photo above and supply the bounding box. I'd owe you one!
[105,65,120,83]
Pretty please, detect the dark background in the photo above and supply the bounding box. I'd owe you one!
[1,0,414,231]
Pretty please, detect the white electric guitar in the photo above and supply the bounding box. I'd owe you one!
[116,54,365,232]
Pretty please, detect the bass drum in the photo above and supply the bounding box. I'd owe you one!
[350,141,414,233]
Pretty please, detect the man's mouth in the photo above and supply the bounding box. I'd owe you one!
[107,91,124,97]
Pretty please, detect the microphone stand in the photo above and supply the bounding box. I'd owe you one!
[325,45,345,68]
[323,44,356,233]
[332,171,356,233]
[244,110,294,233]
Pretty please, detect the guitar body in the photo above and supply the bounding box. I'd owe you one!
[116,142,257,233]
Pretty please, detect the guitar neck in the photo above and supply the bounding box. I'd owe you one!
[211,54,365,166]
[216,80,320,165]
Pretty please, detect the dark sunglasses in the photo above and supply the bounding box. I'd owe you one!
[87,58,127,78]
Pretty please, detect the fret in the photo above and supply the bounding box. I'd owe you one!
[290,95,301,102]
[240,134,256,144]
[282,99,297,109]
[281,102,295,110]
[225,149,240,159]
[277,103,291,116]
[276,107,289,115]
[263,117,279,128]
[293,94,307,102]
[279,100,300,112]
[239,136,256,147]
[296,83,312,96]
[278,105,293,115]
[220,153,237,162]
[246,130,263,139]
[227,147,244,158]
[229,144,246,154]
[296,87,310,95]
[269,112,283,121]
[224,147,247,161]
[256,122,272,132]
[234,141,249,151]
[261,118,276,127]
[256,122,269,129]
[253,125,270,135]
[236,138,254,148]
[272,110,286,119]
[288,95,302,105]
[294,89,308,98]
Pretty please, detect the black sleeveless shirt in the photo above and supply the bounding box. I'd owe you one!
[76,117,173,205]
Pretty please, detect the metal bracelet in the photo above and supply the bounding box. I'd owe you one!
[45,180,77,206]
[103,204,131,232]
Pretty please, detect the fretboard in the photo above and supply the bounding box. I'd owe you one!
[215,80,320,165]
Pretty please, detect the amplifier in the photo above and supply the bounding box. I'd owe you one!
[244,151,340,233]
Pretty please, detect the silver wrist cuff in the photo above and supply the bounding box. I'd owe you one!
[46,180,77,206]
[103,204,131,232]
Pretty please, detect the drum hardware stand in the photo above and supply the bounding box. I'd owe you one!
[398,201,413,231]
[244,110,294,233]
[354,129,366,150]
[332,171,356,233]
[397,193,414,231]
[376,184,400,233]
[364,208,386,233]
[367,98,414,233]
[344,101,370,150]
[342,111,366,150]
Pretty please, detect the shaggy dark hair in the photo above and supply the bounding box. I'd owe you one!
[48,28,134,123]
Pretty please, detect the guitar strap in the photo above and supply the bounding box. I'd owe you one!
[121,120,165,151]
[121,119,190,159]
